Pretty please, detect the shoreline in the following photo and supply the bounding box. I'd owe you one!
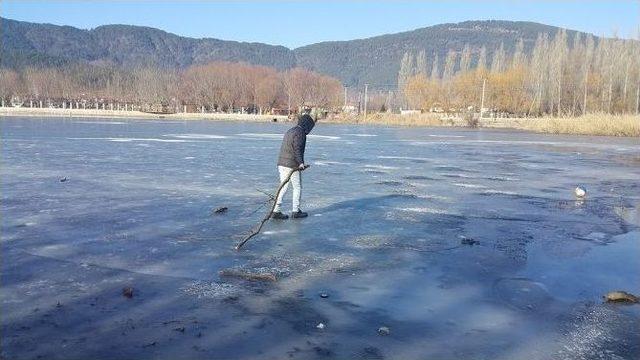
[1,107,638,137]
[0,107,289,122]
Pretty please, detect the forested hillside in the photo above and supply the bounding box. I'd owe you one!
[1,17,607,88]
[1,17,296,70]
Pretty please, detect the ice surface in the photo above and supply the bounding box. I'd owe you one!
[1,116,639,359]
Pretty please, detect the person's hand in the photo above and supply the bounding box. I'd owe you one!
[299,163,309,170]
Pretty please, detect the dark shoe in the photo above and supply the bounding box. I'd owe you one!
[271,211,289,220]
[292,210,308,219]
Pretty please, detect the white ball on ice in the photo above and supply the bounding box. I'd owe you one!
[574,186,587,198]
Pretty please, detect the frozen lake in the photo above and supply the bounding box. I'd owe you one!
[2,116,639,359]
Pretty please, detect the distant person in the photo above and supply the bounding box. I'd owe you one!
[271,112,316,220]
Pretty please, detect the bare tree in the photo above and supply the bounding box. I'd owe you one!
[512,38,525,68]
[0,69,22,104]
[430,53,440,80]
[442,49,457,81]
[491,42,506,73]
[476,46,487,73]
[416,50,428,75]
[397,51,416,107]
[459,44,472,74]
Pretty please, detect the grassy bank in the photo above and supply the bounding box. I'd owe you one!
[325,112,639,137]
[514,114,640,137]
[324,113,445,127]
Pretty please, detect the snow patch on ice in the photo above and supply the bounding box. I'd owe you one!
[308,134,341,140]
[397,207,457,215]
[182,280,239,299]
[237,133,282,139]
[68,137,190,143]
[236,133,340,141]
[314,160,352,166]
[487,176,520,181]
[482,189,519,196]
[428,134,466,138]
[439,173,477,179]
[405,141,447,146]
[378,156,431,161]
[453,183,486,189]
[165,133,229,139]
[413,194,451,201]
[364,164,399,170]
[263,230,292,235]
[74,121,126,125]
[32,244,72,257]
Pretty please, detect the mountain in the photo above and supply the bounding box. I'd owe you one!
[1,17,593,88]
[0,17,296,70]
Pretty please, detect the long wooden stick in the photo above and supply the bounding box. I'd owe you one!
[235,166,308,250]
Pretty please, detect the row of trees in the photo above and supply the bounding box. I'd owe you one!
[399,31,640,116]
[0,62,343,113]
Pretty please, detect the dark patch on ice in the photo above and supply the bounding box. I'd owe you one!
[433,166,469,172]
[401,175,434,181]
[476,192,535,201]
[356,346,385,359]
[212,206,228,214]
[349,234,461,253]
[122,287,134,298]
[270,297,329,335]
[439,173,469,179]
[313,346,335,357]
[460,237,479,245]
[374,180,404,187]
[362,170,386,175]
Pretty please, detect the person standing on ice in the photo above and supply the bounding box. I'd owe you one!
[271,113,316,220]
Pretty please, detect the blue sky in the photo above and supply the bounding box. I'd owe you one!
[2,1,638,48]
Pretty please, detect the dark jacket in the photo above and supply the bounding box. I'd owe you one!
[277,114,315,168]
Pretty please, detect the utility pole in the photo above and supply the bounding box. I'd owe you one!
[363,83,369,120]
[479,78,486,119]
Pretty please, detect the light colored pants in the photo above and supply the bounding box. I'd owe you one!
[274,165,301,213]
